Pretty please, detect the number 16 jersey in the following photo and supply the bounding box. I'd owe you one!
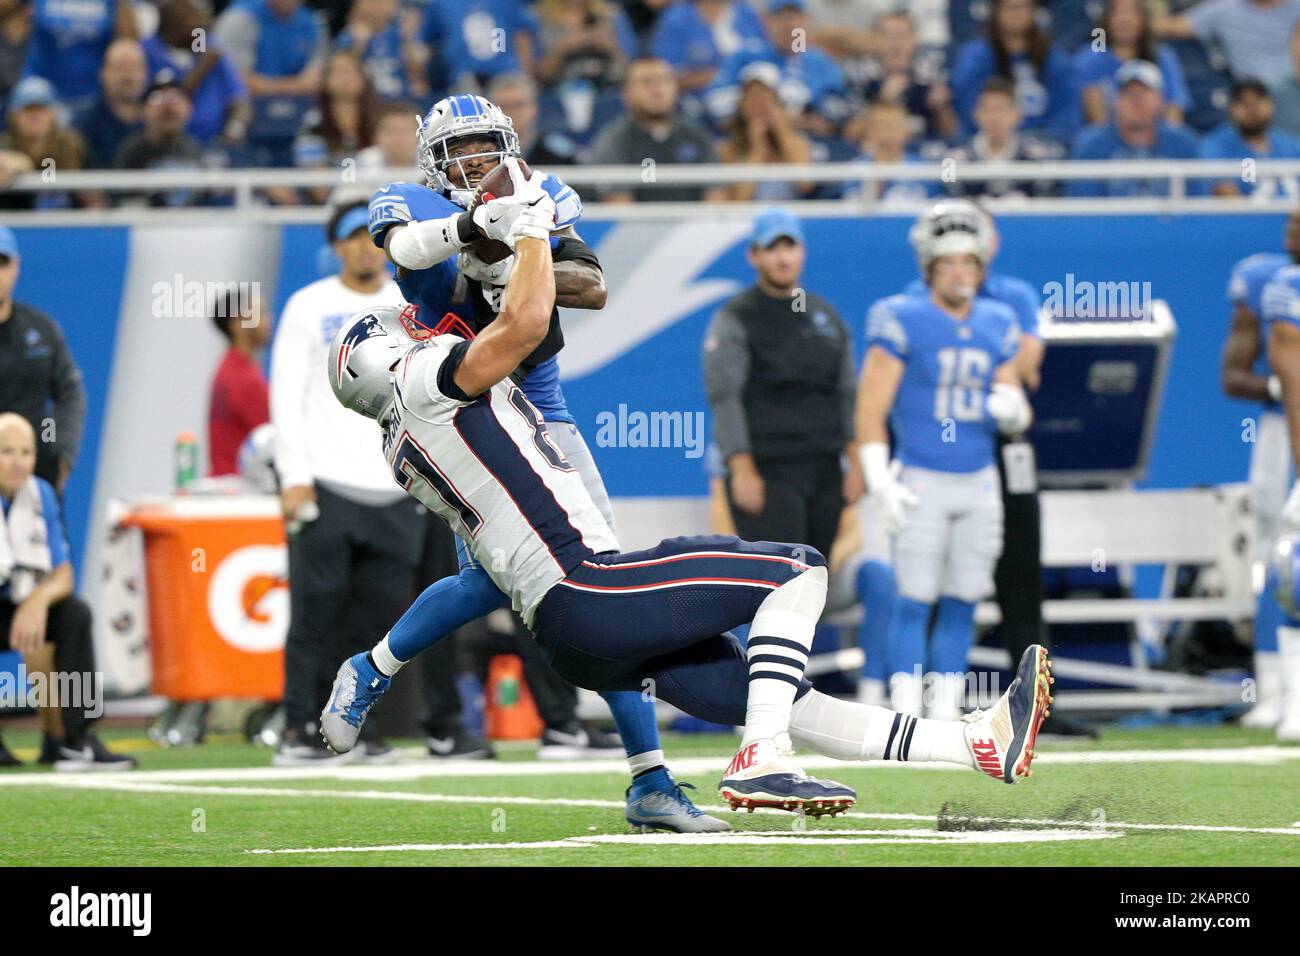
[866,293,1021,474]
[382,335,619,626]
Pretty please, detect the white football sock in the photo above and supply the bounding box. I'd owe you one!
[790,689,974,769]
[1278,627,1300,727]
[370,634,407,677]
[628,749,665,777]
[889,670,924,716]
[740,566,827,747]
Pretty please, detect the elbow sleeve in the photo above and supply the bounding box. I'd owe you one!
[388,213,474,271]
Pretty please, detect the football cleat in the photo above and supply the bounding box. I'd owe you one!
[718,736,856,818]
[320,653,390,754]
[963,644,1053,784]
[626,769,731,833]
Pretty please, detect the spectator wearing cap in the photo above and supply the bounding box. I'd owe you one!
[587,56,727,202]
[487,73,580,167]
[716,60,814,200]
[1158,0,1300,86]
[853,11,956,146]
[708,0,850,134]
[113,71,205,207]
[334,0,425,103]
[946,77,1065,198]
[0,412,134,770]
[1272,20,1300,134]
[0,0,33,108]
[1074,0,1189,127]
[649,0,768,95]
[951,0,1082,144]
[73,38,146,170]
[268,200,416,766]
[1068,59,1201,197]
[1200,78,1300,197]
[144,0,250,145]
[20,0,136,112]
[0,226,86,494]
[419,0,538,96]
[208,287,270,477]
[703,207,861,564]
[0,76,86,210]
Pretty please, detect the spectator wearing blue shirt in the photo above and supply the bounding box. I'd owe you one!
[951,0,1082,144]
[144,0,250,145]
[0,413,134,770]
[1069,59,1201,197]
[1157,0,1300,86]
[335,0,423,103]
[1074,0,1189,127]
[847,99,938,203]
[649,0,767,94]
[854,11,957,145]
[73,37,145,170]
[708,0,850,133]
[1200,78,1300,198]
[420,0,538,97]
[21,0,137,112]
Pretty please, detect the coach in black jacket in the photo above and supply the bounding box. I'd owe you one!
[703,209,863,561]
[0,227,86,492]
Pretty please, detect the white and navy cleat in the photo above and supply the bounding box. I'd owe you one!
[718,735,855,818]
[320,653,391,755]
[963,644,1053,784]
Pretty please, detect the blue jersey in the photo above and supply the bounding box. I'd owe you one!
[904,271,1040,337]
[1231,252,1290,394]
[867,294,1020,473]
[366,174,585,422]
[1262,264,1300,340]
[0,476,70,602]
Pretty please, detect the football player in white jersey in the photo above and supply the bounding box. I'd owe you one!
[321,159,1054,815]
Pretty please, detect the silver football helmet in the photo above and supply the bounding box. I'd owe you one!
[416,94,520,205]
[909,199,994,272]
[327,305,415,421]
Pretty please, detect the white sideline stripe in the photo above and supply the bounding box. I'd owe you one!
[250,830,1123,854]
[12,779,1300,838]
[1,745,1297,788]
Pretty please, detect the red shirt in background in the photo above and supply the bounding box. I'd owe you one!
[208,348,270,476]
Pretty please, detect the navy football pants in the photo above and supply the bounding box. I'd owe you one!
[531,535,824,726]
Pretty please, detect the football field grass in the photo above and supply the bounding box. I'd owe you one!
[2,726,1299,866]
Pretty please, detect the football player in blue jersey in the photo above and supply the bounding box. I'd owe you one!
[1260,257,1300,741]
[1223,211,1300,730]
[354,94,728,832]
[856,220,1031,719]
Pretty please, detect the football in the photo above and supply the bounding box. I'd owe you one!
[467,157,533,264]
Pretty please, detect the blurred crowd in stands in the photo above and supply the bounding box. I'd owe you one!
[3,0,1300,207]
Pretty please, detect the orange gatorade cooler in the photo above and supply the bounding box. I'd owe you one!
[121,496,288,701]
[484,654,544,740]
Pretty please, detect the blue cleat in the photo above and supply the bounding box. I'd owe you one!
[320,653,390,754]
[718,736,856,818]
[626,768,731,833]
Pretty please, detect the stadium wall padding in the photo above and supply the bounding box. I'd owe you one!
[6,211,1285,625]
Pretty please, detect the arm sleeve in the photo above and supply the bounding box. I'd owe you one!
[268,293,316,488]
[551,234,600,268]
[48,322,87,467]
[702,308,752,460]
[431,339,476,405]
[213,8,258,76]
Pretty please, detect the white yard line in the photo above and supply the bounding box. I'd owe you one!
[12,778,1300,839]
[2,745,1297,788]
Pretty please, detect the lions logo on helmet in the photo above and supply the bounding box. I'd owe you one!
[328,306,413,421]
[417,94,520,204]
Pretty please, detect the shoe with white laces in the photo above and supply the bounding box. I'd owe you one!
[718,735,856,817]
[963,644,1053,784]
[320,653,390,755]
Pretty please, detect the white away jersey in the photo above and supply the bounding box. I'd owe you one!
[381,335,618,624]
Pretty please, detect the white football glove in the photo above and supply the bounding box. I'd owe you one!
[470,157,557,250]
[458,248,514,285]
[986,381,1032,435]
[858,442,919,535]
[1284,480,1300,530]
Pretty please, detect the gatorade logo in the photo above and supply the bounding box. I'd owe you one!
[208,545,289,653]
[970,738,1003,779]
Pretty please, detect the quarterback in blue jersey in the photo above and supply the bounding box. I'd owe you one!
[1260,257,1300,742]
[353,95,727,832]
[856,223,1030,719]
[1222,210,1300,731]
